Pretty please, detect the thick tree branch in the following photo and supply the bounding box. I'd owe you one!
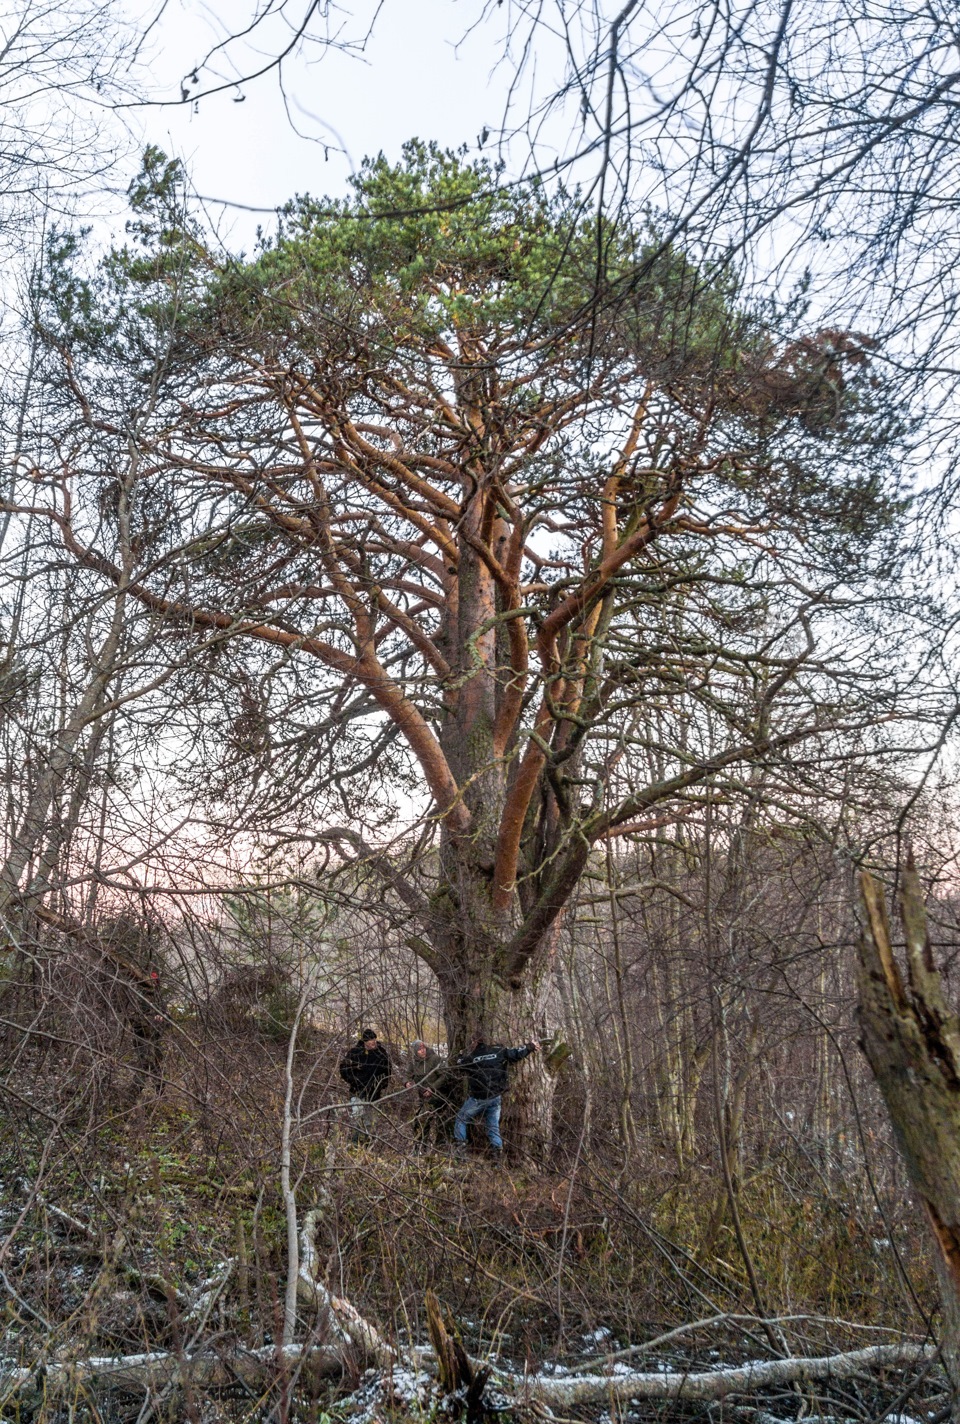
[493,490,681,910]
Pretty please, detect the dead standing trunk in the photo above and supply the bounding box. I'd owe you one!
[856,859,960,1410]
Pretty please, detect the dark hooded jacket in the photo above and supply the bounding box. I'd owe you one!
[454,1041,534,1098]
[339,1040,392,1100]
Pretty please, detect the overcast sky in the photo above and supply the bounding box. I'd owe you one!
[118,4,816,299]
[128,0,560,251]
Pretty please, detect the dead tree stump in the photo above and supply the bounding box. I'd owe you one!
[424,1290,490,1420]
[857,857,960,1411]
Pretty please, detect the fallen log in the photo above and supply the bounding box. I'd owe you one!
[295,1206,395,1365]
[503,1340,938,1407]
[0,1330,936,1407]
[0,1341,343,1403]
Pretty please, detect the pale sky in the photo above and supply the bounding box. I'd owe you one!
[129,0,559,251]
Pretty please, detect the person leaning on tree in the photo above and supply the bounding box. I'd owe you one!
[339,1028,391,1144]
[453,1034,540,1165]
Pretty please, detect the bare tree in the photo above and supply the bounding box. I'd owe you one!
[0,0,138,241]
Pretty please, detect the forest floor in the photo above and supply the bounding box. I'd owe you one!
[0,1030,946,1423]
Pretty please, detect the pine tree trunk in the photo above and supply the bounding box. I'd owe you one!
[436,957,557,1161]
[430,877,563,1163]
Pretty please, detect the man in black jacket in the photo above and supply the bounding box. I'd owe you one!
[453,1035,539,1163]
[339,1028,392,1142]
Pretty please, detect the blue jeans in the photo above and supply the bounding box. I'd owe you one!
[454,1095,502,1150]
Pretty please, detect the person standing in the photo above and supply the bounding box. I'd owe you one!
[405,1040,454,1150]
[130,965,167,1097]
[453,1035,540,1164]
[339,1028,392,1143]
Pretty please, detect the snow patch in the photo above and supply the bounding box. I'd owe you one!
[582,1327,613,1345]
[338,1366,437,1423]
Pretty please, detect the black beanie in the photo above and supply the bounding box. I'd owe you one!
[361,1027,377,1042]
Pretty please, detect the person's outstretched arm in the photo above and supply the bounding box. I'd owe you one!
[505,1040,540,1063]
